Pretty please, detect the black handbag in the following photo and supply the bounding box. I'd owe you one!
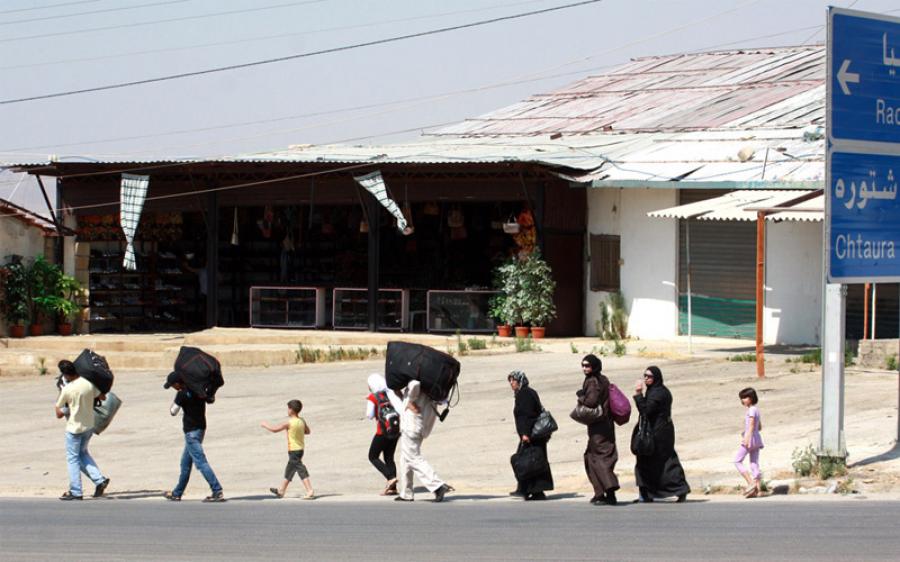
[531,409,558,440]
[511,443,547,480]
[570,403,602,425]
[631,415,656,457]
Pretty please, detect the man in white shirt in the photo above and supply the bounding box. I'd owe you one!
[394,380,452,502]
[54,361,109,501]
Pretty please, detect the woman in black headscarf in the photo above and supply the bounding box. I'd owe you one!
[578,354,619,506]
[632,365,690,503]
[508,370,553,501]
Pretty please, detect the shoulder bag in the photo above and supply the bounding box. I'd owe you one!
[630,415,656,457]
[570,403,603,425]
[530,409,558,440]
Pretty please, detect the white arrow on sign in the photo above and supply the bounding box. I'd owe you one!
[837,59,860,95]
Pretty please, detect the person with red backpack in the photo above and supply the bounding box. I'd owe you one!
[578,354,620,506]
[366,374,402,495]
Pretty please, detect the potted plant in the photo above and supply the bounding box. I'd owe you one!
[493,257,528,336]
[35,274,84,336]
[0,257,30,338]
[518,251,557,339]
[489,293,511,337]
[27,255,60,337]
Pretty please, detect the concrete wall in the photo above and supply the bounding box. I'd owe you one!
[0,218,51,335]
[764,220,822,345]
[1,216,46,262]
[585,188,679,339]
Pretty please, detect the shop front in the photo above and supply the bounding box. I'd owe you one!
[21,160,585,336]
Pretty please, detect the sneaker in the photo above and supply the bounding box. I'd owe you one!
[59,491,83,501]
[525,492,547,501]
[203,491,226,503]
[269,487,283,498]
[164,491,181,501]
[93,477,110,498]
[394,496,414,502]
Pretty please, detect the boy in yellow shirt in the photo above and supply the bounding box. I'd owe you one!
[261,399,315,499]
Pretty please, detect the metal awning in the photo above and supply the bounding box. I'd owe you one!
[647,189,823,222]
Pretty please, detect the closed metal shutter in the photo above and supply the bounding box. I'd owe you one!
[678,190,756,339]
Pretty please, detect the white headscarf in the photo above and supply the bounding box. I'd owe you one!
[367,373,402,412]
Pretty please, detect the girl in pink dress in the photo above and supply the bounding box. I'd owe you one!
[734,387,764,498]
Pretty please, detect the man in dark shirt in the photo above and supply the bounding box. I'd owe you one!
[163,372,224,502]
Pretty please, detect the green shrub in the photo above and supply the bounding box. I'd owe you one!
[456,332,469,356]
[570,342,579,354]
[515,336,536,353]
[612,339,627,357]
[792,445,816,477]
[467,337,486,350]
[886,355,898,371]
[817,456,848,479]
[728,353,756,362]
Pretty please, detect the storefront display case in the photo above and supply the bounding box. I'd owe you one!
[426,290,498,333]
[333,288,409,331]
[249,286,326,328]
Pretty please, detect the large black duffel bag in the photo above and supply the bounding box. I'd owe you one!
[385,341,460,402]
[172,346,224,403]
[73,349,114,394]
[511,443,548,481]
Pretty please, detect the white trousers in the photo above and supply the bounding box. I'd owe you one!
[398,433,443,499]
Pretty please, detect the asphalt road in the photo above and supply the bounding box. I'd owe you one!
[2,497,898,561]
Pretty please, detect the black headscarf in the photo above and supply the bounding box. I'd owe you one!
[645,365,664,386]
[582,354,602,377]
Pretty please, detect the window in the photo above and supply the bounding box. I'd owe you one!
[590,234,620,291]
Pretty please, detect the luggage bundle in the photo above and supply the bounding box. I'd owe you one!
[385,341,460,402]
[171,346,224,403]
[73,349,114,394]
[69,349,121,435]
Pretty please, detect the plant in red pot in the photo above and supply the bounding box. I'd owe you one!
[1,257,30,338]
[519,251,557,339]
[27,255,61,337]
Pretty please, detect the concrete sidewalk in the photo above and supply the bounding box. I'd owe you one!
[1,326,811,376]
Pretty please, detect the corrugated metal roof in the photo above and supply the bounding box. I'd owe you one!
[647,190,822,221]
[430,46,824,138]
[3,46,826,187]
[766,194,823,222]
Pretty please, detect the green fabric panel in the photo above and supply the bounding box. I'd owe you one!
[679,294,756,339]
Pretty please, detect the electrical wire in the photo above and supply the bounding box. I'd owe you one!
[0,0,98,16]
[0,0,605,105]
[0,0,763,153]
[0,0,188,26]
[0,0,553,71]
[0,0,326,44]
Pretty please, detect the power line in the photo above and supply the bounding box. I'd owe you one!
[0,0,98,16]
[0,0,551,71]
[0,0,767,155]
[0,0,326,44]
[0,0,188,26]
[0,0,605,105]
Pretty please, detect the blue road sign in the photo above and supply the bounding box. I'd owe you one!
[831,10,900,145]
[828,151,900,281]
[827,8,900,283]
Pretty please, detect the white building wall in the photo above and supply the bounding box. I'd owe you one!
[586,188,679,340]
[0,217,45,262]
[764,220,822,345]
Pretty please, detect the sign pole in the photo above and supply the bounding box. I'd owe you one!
[820,283,847,457]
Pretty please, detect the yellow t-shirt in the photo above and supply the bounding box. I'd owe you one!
[56,377,100,434]
[287,417,306,451]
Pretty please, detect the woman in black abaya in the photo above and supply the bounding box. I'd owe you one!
[632,365,690,503]
[508,370,553,501]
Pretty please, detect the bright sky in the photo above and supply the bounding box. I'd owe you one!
[1,0,898,213]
